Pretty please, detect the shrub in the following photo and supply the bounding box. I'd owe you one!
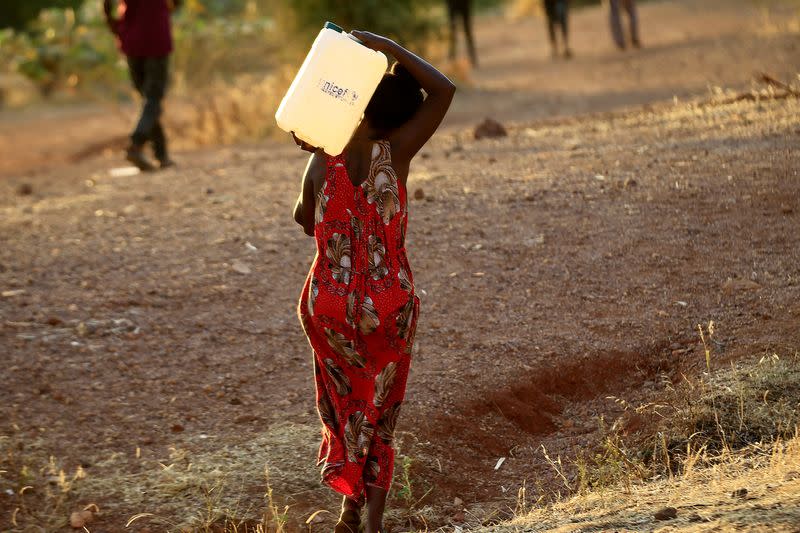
[273,0,441,51]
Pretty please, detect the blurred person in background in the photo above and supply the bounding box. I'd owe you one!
[103,0,180,171]
[446,0,478,67]
[544,0,572,59]
[608,0,641,50]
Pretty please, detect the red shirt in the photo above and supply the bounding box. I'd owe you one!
[116,0,174,58]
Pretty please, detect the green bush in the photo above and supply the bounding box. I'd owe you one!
[0,4,124,97]
[0,0,84,31]
[275,0,441,51]
[0,2,279,99]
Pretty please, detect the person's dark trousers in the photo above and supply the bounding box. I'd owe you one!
[544,0,569,49]
[609,0,640,49]
[127,56,169,161]
[446,0,477,66]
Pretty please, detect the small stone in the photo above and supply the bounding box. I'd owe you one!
[17,183,33,196]
[46,316,64,326]
[723,278,760,293]
[70,509,93,528]
[229,397,243,406]
[731,488,748,499]
[474,118,507,140]
[414,188,425,200]
[122,204,139,215]
[234,414,258,424]
[654,507,678,521]
[2,289,26,297]
[231,260,251,275]
[454,497,464,506]
[170,423,185,433]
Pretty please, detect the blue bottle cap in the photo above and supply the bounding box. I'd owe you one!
[324,21,344,33]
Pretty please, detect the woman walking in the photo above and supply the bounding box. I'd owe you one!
[292,31,455,533]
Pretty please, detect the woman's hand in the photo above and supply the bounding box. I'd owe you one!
[292,132,317,153]
[350,31,394,54]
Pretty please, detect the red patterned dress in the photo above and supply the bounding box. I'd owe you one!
[298,140,419,499]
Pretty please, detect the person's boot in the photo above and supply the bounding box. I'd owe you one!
[158,157,176,169]
[126,144,156,172]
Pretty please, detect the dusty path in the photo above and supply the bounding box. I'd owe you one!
[1,1,799,531]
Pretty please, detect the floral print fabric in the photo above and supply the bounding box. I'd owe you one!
[298,141,418,500]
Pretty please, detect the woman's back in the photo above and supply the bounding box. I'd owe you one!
[307,141,415,339]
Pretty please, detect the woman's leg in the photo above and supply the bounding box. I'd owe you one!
[364,484,388,533]
[335,496,362,533]
[342,495,361,513]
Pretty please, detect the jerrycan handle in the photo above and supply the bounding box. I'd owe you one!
[324,21,364,44]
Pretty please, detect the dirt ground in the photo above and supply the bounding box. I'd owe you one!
[1,0,799,531]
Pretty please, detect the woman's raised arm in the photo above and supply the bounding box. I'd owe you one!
[351,31,456,163]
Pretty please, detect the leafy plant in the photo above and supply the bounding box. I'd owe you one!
[273,0,442,51]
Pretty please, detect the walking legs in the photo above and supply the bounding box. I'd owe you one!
[462,2,478,66]
[447,7,457,61]
[609,0,626,49]
[126,56,170,169]
[545,0,571,59]
[447,0,478,67]
[623,0,641,47]
[364,484,388,533]
[333,495,362,533]
[610,0,640,49]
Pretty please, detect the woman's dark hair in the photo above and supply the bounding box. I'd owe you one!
[364,62,424,133]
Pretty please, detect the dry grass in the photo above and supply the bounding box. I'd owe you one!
[481,342,800,532]
[165,67,295,149]
[0,422,330,532]
[496,435,800,532]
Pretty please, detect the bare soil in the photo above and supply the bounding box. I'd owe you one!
[1,0,799,531]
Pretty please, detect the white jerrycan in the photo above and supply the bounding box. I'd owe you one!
[275,22,388,156]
